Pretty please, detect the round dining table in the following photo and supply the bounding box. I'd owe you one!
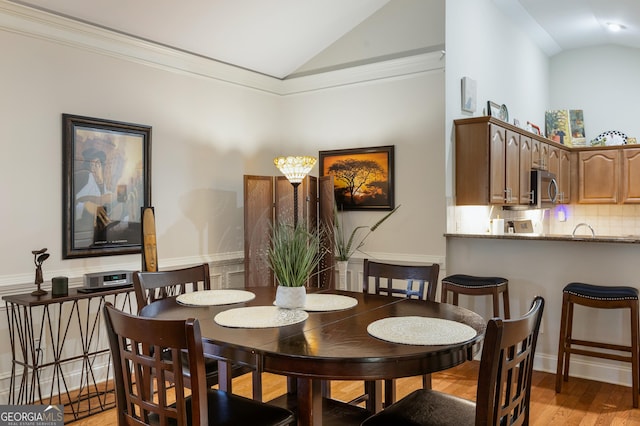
[139,286,486,426]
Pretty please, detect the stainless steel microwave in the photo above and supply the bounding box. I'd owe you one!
[530,170,558,208]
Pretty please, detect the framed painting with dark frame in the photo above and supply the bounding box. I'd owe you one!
[319,145,394,210]
[62,114,151,259]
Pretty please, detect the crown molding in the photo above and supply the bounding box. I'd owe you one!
[281,51,445,95]
[0,1,284,93]
[0,1,443,96]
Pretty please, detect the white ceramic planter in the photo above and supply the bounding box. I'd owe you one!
[275,285,307,309]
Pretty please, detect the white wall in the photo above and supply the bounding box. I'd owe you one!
[549,45,640,143]
[282,69,446,262]
[0,28,283,283]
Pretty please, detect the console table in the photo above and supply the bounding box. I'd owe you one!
[4,287,134,422]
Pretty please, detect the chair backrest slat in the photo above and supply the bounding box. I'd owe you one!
[476,296,544,426]
[363,259,439,301]
[133,263,211,309]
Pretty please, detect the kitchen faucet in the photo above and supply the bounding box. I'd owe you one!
[572,222,595,238]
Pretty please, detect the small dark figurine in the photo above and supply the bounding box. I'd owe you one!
[32,248,49,296]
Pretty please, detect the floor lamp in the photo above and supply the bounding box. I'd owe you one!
[274,156,316,227]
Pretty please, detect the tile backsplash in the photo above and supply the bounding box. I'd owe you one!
[453,204,640,237]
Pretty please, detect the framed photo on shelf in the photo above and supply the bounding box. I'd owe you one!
[319,145,394,211]
[487,101,501,118]
[62,114,152,259]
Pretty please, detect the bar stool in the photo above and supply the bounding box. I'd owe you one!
[441,274,510,318]
[555,282,639,408]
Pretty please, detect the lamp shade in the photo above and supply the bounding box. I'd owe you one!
[274,156,317,183]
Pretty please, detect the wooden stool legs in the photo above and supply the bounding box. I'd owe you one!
[556,286,640,408]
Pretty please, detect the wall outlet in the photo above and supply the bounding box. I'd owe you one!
[558,210,566,222]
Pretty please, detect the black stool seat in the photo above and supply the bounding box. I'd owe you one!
[441,274,510,318]
[564,282,639,301]
[442,274,508,288]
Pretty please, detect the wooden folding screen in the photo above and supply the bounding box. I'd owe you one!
[243,175,334,288]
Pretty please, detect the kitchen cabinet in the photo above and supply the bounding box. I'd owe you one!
[455,118,522,205]
[504,127,520,205]
[532,139,549,170]
[547,145,571,204]
[519,133,533,204]
[486,123,520,205]
[578,149,619,203]
[621,148,640,203]
[455,117,564,207]
[576,147,640,204]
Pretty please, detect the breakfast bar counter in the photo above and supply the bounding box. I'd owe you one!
[445,234,640,391]
[445,233,640,244]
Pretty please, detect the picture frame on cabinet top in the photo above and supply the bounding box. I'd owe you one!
[487,101,501,118]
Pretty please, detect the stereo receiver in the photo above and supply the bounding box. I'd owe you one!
[83,270,134,291]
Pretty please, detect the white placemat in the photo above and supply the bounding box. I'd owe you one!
[214,306,309,328]
[367,316,477,346]
[176,290,255,306]
[303,294,358,311]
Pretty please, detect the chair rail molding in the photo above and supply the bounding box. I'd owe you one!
[0,252,244,297]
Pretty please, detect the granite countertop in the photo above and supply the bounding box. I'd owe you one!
[444,233,640,244]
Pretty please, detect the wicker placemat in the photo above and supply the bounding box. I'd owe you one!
[367,316,477,346]
[303,294,358,312]
[214,306,308,328]
[176,290,255,306]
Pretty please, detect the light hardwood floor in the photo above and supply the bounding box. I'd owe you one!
[75,361,640,425]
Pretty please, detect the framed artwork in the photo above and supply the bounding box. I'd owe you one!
[487,101,501,118]
[62,114,151,258]
[569,109,586,146]
[319,145,394,210]
[461,77,477,113]
[545,110,571,146]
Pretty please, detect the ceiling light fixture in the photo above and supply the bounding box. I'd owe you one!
[606,22,625,32]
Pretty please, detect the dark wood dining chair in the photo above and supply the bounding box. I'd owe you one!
[363,259,440,301]
[103,302,294,426]
[361,296,545,426]
[133,263,250,391]
[353,259,440,408]
[133,263,211,307]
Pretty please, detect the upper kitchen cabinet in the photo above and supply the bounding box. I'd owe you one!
[532,139,549,171]
[456,118,515,205]
[519,133,533,204]
[622,148,640,203]
[578,148,620,204]
[547,145,571,204]
[455,117,563,206]
[579,147,640,204]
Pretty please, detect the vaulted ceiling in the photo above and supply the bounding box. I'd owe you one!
[8,0,640,79]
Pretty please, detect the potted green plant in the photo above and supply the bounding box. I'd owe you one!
[333,204,401,287]
[268,220,327,308]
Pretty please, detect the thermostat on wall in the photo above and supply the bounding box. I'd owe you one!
[82,270,134,291]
